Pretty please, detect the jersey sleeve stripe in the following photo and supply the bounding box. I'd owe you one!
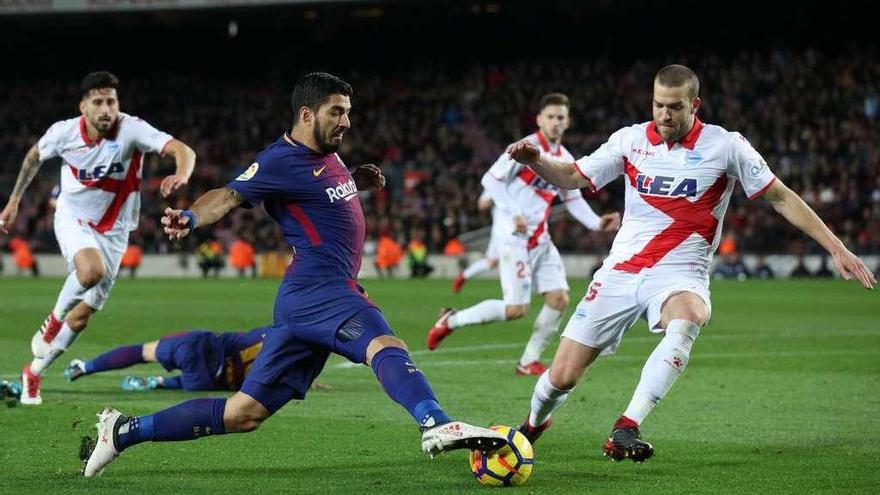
[747,176,777,200]
[572,161,597,192]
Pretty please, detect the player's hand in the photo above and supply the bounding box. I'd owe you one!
[0,202,18,235]
[513,215,528,235]
[352,164,385,190]
[599,212,621,232]
[159,174,189,198]
[506,140,541,165]
[830,247,876,290]
[161,207,195,241]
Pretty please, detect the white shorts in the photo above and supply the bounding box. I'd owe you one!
[54,211,128,311]
[499,239,570,305]
[561,266,711,355]
[485,235,501,261]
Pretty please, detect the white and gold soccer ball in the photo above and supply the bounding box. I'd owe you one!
[469,425,534,487]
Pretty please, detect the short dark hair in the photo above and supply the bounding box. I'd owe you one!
[654,64,700,99]
[81,71,119,98]
[290,72,353,124]
[539,92,570,111]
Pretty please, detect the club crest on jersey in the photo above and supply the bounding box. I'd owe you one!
[684,150,702,166]
[236,162,259,181]
[77,162,124,181]
[326,179,358,203]
[636,174,697,197]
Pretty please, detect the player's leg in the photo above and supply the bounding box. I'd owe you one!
[82,326,304,476]
[517,289,567,375]
[520,270,642,444]
[66,340,156,382]
[606,287,709,463]
[428,242,529,350]
[337,308,506,456]
[519,337,601,443]
[31,248,104,358]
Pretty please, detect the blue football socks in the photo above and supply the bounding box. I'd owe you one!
[85,344,144,374]
[370,346,451,430]
[116,398,227,451]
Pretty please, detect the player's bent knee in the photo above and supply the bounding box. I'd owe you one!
[76,265,106,287]
[505,304,528,319]
[544,291,569,311]
[365,335,407,365]
[224,393,271,433]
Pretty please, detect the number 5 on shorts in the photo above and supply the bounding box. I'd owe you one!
[585,281,602,302]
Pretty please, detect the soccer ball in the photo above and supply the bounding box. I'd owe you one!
[469,425,534,487]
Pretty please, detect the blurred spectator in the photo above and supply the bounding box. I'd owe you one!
[0,47,877,258]
[713,253,749,281]
[443,237,468,272]
[407,231,433,278]
[753,256,775,279]
[9,236,39,277]
[375,234,404,278]
[197,239,224,278]
[229,236,257,278]
[120,244,144,278]
[790,255,813,278]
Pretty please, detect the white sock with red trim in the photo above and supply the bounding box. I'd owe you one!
[622,319,700,424]
[448,300,507,329]
[462,258,492,279]
[528,370,573,428]
[52,272,88,320]
[30,323,82,375]
[519,304,562,365]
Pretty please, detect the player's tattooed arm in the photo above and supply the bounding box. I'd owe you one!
[161,187,244,240]
[764,179,876,289]
[506,140,587,190]
[0,145,42,234]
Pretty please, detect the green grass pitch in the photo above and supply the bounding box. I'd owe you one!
[0,277,878,494]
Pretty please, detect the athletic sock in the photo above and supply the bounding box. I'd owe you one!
[116,398,227,450]
[370,347,451,430]
[448,300,507,329]
[462,258,492,279]
[622,319,700,425]
[51,272,89,320]
[528,370,573,428]
[30,323,82,375]
[519,304,562,365]
[85,344,145,374]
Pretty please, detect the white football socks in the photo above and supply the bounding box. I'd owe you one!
[448,300,507,329]
[528,370,573,428]
[519,304,562,365]
[30,323,82,375]
[52,271,89,320]
[622,319,700,425]
[462,258,492,279]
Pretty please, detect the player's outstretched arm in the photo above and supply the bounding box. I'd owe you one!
[161,187,244,240]
[158,139,197,198]
[763,179,876,289]
[506,140,589,190]
[0,145,42,234]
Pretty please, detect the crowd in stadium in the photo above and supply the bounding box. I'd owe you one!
[1,47,877,260]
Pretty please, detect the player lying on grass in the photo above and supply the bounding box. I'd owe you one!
[79,72,506,478]
[65,327,266,391]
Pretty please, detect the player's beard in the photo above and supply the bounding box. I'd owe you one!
[314,121,342,154]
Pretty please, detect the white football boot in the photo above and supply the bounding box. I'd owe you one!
[82,408,125,477]
[31,313,62,359]
[421,421,507,458]
[20,365,42,406]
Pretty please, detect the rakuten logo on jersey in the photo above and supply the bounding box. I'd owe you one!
[77,162,125,181]
[326,179,358,203]
[635,174,697,197]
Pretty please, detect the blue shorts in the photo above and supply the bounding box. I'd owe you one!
[155,331,223,391]
[241,277,392,413]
